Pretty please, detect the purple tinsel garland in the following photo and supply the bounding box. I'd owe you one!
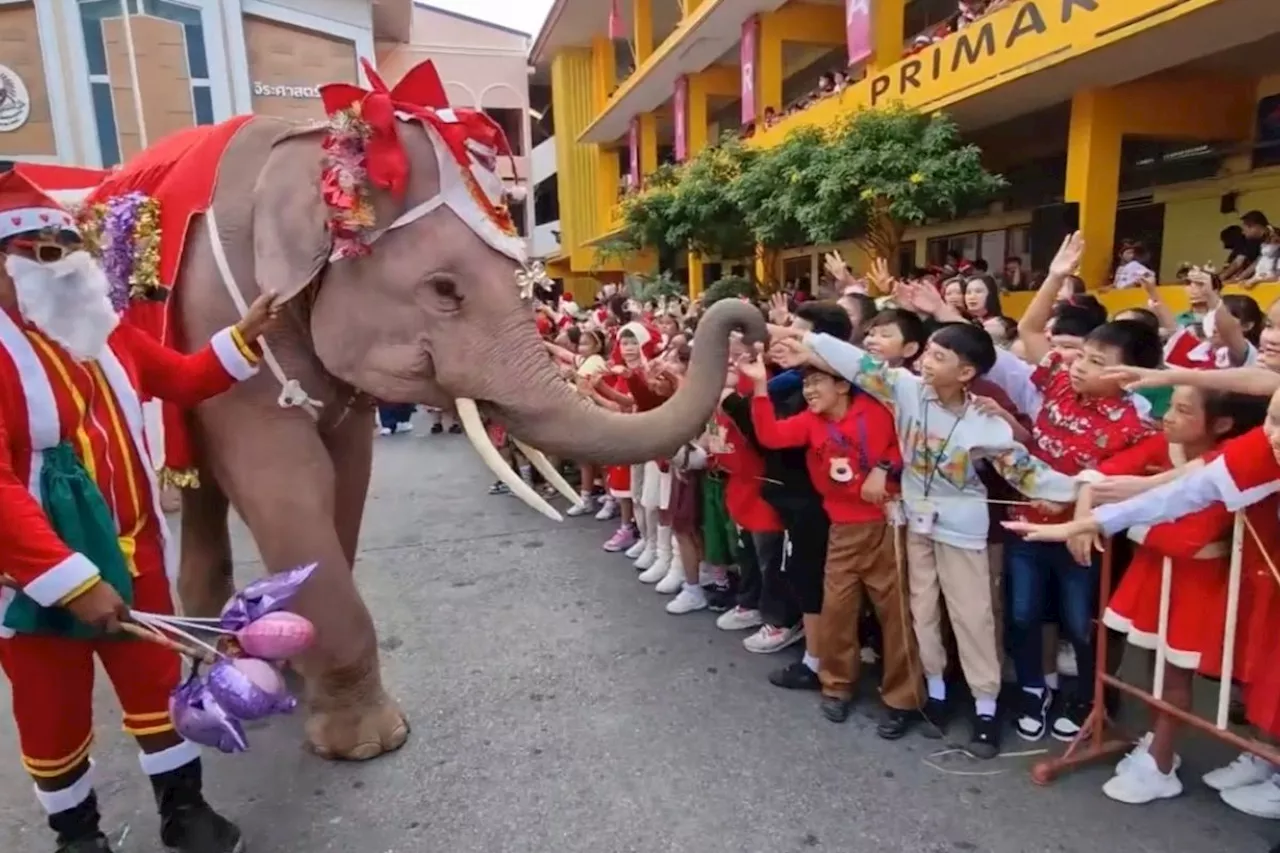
[100,192,148,313]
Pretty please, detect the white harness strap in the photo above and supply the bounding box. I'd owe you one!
[204,209,322,418]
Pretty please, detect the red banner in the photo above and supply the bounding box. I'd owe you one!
[608,0,623,40]
[674,76,688,162]
[628,117,640,189]
[740,16,758,126]
[845,0,872,66]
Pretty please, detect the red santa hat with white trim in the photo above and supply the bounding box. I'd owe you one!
[0,170,78,243]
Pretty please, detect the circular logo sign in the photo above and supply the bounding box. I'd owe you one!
[0,65,32,133]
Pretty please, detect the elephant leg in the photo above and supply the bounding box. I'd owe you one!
[323,408,374,569]
[195,402,408,761]
[176,472,234,618]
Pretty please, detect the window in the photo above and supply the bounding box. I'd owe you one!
[483,107,525,156]
[508,198,528,237]
[533,176,559,226]
[78,0,214,167]
[926,233,979,268]
[896,241,916,277]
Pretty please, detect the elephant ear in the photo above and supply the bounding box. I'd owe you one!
[252,128,331,305]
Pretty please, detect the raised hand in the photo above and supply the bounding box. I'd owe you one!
[1049,232,1085,279]
[738,343,769,383]
[768,292,791,326]
[236,291,282,342]
[1002,517,1100,542]
[868,257,894,296]
[824,250,851,284]
[768,337,812,369]
[1100,365,1166,390]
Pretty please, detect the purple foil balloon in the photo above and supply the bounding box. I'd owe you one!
[169,674,249,754]
[219,563,317,631]
[206,658,297,721]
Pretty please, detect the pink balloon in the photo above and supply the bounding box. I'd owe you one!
[231,657,286,696]
[236,611,315,659]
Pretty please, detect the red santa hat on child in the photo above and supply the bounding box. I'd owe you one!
[0,170,79,243]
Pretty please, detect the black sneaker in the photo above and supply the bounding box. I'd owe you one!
[821,696,852,723]
[877,707,915,740]
[430,422,444,434]
[1014,687,1052,741]
[448,423,463,434]
[969,714,1001,759]
[488,481,510,495]
[152,761,244,853]
[1051,695,1089,742]
[50,791,113,853]
[768,661,820,691]
[919,697,949,739]
[704,584,734,613]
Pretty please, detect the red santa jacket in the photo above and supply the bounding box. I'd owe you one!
[0,311,258,613]
[708,409,782,533]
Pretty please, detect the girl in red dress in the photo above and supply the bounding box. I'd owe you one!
[1083,387,1267,805]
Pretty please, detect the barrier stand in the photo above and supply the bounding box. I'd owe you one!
[1031,512,1280,785]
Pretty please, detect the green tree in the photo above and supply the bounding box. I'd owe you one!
[702,274,757,306]
[796,105,1005,260]
[627,270,685,303]
[618,134,756,261]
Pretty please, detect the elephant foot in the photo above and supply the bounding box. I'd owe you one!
[177,565,236,619]
[304,691,410,761]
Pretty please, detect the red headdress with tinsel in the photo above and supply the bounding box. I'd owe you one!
[317,59,526,264]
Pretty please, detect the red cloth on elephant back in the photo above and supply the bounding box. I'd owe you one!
[82,116,254,486]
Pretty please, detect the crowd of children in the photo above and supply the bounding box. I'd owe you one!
[501,232,1280,823]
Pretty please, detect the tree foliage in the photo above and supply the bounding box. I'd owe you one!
[702,275,756,306]
[615,105,1004,279]
[800,106,1006,258]
[627,270,685,303]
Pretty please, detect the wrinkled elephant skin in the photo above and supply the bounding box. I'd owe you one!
[164,115,764,761]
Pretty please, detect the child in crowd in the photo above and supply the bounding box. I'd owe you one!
[742,344,925,736]
[721,302,852,687]
[769,318,1084,758]
[707,353,789,633]
[1006,399,1280,819]
[628,343,686,591]
[547,329,612,517]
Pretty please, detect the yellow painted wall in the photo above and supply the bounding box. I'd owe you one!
[1000,283,1280,320]
[550,48,604,277]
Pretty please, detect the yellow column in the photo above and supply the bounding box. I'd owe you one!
[590,36,616,113]
[1064,90,1123,292]
[757,16,784,117]
[686,75,711,298]
[639,112,658,178]
[550,48,603,275]
[634,0,654,65]
[869,0,906,73]
[683,0,704,18]
[597,147,620,237]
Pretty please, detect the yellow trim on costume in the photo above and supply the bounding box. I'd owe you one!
[56,576,101,606]
[122,722,176,737]
[117,535,138,578]
[228,326,261,365]
[23,733,94,777]
[122,710,172,723]
[90,362,145,573]
[27,334,96,484]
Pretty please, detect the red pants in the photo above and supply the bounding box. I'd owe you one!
[0,571,180,779]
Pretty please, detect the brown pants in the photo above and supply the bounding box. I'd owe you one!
[905,533,1001,700]
[817,521,924,709]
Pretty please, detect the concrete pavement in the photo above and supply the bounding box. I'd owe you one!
[1,422,1273,853]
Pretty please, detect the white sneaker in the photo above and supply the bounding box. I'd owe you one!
[860,647,880,665]
[743,624,804,654]
[655,555,684,594]
[395,421,414,434]
[594,498,618,521]
[633,541,656,569]
[666,584,707,615]
[566,495,597,517]
[1204,752,1278,792]
[1221,774,1280,819]
[377,427,393,436]
[638,550,670,584]
[716,606,764,631]
[1057,642,1078,678]
[1102,752,1183,805]
[624,535,648,560]
[1115,733,1181,777]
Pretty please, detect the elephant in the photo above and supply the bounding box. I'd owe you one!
[133,77,769,760]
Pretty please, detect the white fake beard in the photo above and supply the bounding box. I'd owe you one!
[5,251,120,362]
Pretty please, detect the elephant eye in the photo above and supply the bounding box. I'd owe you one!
[429,277,461,304]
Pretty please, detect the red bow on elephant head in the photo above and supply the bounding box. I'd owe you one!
[319,59,450,199]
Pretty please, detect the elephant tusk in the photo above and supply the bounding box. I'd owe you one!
[454,398,563,522]
[512,439,582,508]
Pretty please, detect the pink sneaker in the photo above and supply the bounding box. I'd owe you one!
[603,524,639,553]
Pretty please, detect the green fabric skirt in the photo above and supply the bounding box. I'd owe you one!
[701,474,737,566]
[4,442,133,639]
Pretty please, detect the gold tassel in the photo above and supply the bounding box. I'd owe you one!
[159,467,201,490]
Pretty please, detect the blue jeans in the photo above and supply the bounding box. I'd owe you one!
[377,404,415,430]
[1005,539,1099,701]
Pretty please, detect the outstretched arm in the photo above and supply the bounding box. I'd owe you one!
[112,323,260,408]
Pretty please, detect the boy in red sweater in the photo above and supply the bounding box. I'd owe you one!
[742,348,924,735]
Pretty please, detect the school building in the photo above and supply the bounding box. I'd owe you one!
[530,0,1280,314]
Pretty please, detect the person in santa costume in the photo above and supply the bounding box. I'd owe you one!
[0,171,277,853]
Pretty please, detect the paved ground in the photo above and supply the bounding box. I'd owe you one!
[1,418,1275,853]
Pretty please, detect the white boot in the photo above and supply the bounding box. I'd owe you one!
[638,526,672,583]
[656,544,685,594]
[626,506,649,559]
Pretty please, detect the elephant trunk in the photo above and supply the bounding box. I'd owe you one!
[484,300,766,467]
